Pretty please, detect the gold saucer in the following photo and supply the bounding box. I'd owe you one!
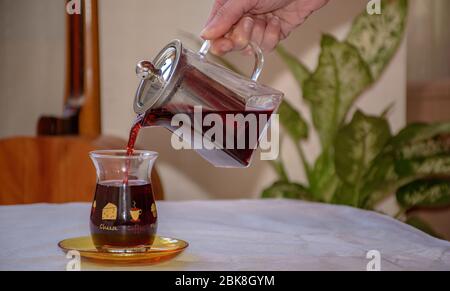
[58,236,188,264]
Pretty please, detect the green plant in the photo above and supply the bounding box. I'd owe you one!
[261,0,450,237]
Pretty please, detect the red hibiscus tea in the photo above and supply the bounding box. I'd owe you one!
[135,106,273,168]
[90,180,157,249]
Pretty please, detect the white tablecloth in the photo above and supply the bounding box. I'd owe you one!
[0,200,449,271]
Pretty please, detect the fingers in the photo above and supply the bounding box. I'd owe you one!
[210,16,254,55]
[261,16,281,52]
[201,0,255,40]
[229,17,254,50]
[210,38,233,56]
[250,17,266,47]
[240,16,265,56]
[209,15,281,55]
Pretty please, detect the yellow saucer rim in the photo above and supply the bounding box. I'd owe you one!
[58,235,189,256]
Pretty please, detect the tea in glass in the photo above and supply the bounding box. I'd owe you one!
[89,150,158,251]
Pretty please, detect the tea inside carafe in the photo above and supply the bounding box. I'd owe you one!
[127,63,276,168]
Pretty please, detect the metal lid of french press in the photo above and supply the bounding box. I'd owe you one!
[134,40,182,114]
[134,39,266,115]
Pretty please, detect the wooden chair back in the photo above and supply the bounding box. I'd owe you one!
[0,137,164,205]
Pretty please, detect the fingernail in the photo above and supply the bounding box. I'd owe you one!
[201,27,210,39]
[201,22,215,38]
[201,16,221,39]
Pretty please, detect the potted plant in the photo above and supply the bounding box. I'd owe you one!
[261,0,450,238]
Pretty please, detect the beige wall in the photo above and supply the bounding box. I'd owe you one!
[0,0,406,201]
[0,0,65,137]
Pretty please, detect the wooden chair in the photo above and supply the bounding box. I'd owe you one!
[0,136,164,205]
[0,0,163,205]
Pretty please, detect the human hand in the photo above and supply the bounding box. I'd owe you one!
[201,0,330,55]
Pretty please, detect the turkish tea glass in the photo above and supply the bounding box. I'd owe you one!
[89,150,158,252]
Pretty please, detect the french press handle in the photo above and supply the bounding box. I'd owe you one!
[198,40,264,82]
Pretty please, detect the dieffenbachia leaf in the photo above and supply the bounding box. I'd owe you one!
[360,152,398,209]
[278,100,309,141]
[262,181,311,200]
[361,125,450,208]
[347,0,408,79]
[332,111,391,207]
[396,134,450,160]
[335,110,391,186]
[395,155,450,178]
[388,123,450,151]
[390,123,450,178]
[397,179,450,209]
[276,45,311,87]
[309,150,340,203]
[303,35,373,148]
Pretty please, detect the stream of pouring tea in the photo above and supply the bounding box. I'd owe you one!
[127,117,143,156]
[124,115,144,184]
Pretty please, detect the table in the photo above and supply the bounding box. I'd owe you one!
[1,200,449,270]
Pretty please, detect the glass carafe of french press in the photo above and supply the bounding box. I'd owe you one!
[133,40,284,168]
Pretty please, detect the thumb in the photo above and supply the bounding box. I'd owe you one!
[201,0,255,40]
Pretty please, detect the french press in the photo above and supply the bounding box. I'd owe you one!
[133,40,284,168]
